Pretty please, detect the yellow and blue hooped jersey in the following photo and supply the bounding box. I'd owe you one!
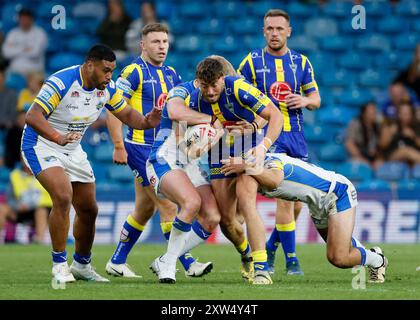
[116,56,182,145]
[238,48,318,133]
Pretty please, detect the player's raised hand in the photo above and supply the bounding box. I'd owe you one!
[56,132,82,146]
[220,156,247,175]
[144,106,162,128]
[113,142,128,165]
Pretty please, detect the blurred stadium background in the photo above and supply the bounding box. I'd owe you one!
[0,0,419,246]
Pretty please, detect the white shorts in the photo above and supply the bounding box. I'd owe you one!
[146,158,210,198]
[21,143,95,183]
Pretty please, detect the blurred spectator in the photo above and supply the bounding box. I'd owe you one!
[0,67,18,129]
[4,109,26,169]
[381,81,420,120]
[0,160,52,244]
[378,103,420,166]
[97,0,132,60]
[125,1,157,55]
[1,8,48,76]
[395,43,420,99]
[345,102,380,167]
[17,71,43,112]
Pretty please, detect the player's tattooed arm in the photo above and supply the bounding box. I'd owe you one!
[25,103,81,146]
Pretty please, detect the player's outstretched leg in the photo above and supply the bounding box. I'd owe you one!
[321,208,388,282]
[150,170,201,283]
[213,178,253,281]
[70,182,109,282]
[36,167,76,283]
[106,180,156,278]
[236,174,272,285]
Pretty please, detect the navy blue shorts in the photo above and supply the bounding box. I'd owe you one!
[125,141,152,186]
[271,131,308,161]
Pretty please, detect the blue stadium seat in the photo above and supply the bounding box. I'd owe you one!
[396,180,420,194]
[322,1,353,17]
[0,167,11,183]
[412,164,420,180]
[5,73,27,93]
[168,17,195,35]
[356,34,391,52]
[317,107,357,126]
[72,2,106,21]
[305,125,339,144]
[124,0,140,20]
[93,143,114,163]
[374,52,413,71]
[313,161,337,172]
[375,161,411,181]
[318,144,347,162]
[396,0,420,16]
[213,1,246,18]
[287,2,316,18]
[337,88,374,108]
[0,182,8,194]
[243,35,266,52]
[322,70,355,87]
[251,1,276,17]
[175,35,201,53]
[304,18,337,39]
[1,3,21,32]
[212,36,238,53]
[287,35,318,53]
[179,2,204,18]
[108,165,133,183]
[395,33,420,51]
[338,52,369,70]
[320,36,348,52]
[96,181,125,193]
[36,2,57,19]
[156,1,175,20]
[336,161,373,182]
[230,17,259,35]
[357,180,392,192]
[376,16,407,34]
[358,69,389,88]
[413,19,420,32]
[309,53,335,75]
[66,35,98,54]
[365,1,392,17]
[197,19,224,35]
[48,53,84,71]
[91,162,109,182]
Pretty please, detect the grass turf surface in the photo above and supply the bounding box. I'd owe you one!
[0,243,419,300]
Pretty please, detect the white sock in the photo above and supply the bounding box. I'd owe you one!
[163,227,191,265]
[72,260,90,269]
[180,229,206,256]
[351,237,365,249]
[365,249,384,268]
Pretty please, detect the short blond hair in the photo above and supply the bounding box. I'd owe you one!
[209,55,238,77]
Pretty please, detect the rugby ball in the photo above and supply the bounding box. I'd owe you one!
[184,123,218,148]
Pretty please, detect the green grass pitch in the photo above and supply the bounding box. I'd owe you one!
[0,243,419,300]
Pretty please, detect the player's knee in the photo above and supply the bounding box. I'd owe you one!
[204,209,221,231]
[181,194,201,216]
[52,191,72,210]
[327,251,349,269]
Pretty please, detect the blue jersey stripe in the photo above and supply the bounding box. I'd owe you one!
[284,163,331,193]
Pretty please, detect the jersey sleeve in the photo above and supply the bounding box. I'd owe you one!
[237,53,256,86]
[105,81,128,114]
[116,64,141,99]
[233,79,272,115]
[34,75,67,115]
[301,57,318,95]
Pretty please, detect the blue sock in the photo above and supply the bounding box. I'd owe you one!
[277,222,298,264]
[192,220,212,240]
[73,252,91,265]
[352,237,366,265]
[52,250,67,263]
[266,227,280,252]
[111,215,144,264]
[163,228,196,271]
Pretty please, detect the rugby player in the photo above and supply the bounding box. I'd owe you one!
[238,9,321,275]
[21,44,161,283]
[105,23,211,278]
[221,153,389,283]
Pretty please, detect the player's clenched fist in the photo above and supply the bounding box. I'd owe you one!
[55,132,82,146]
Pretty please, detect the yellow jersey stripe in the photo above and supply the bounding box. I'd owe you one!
[34,98,52,114]
[275,59,291,131]
[156,70,168,93]
[130,65,145,143]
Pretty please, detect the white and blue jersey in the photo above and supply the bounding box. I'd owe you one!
[21,65,127,179]
[146,80,210,196]
[260,153,358,228]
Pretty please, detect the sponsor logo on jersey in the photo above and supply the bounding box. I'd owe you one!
[65,104,78,110]
[269,81,292,102]
[156,92,168,110]
[44,156,57,163]
[49,76,65,90]
[96,102,104,110]
[39,86,54,101]
[167,75,173,86]
[116,77,132,95]
[97,91,104,97]
[256,68,270,73]
[71,91,79,98]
